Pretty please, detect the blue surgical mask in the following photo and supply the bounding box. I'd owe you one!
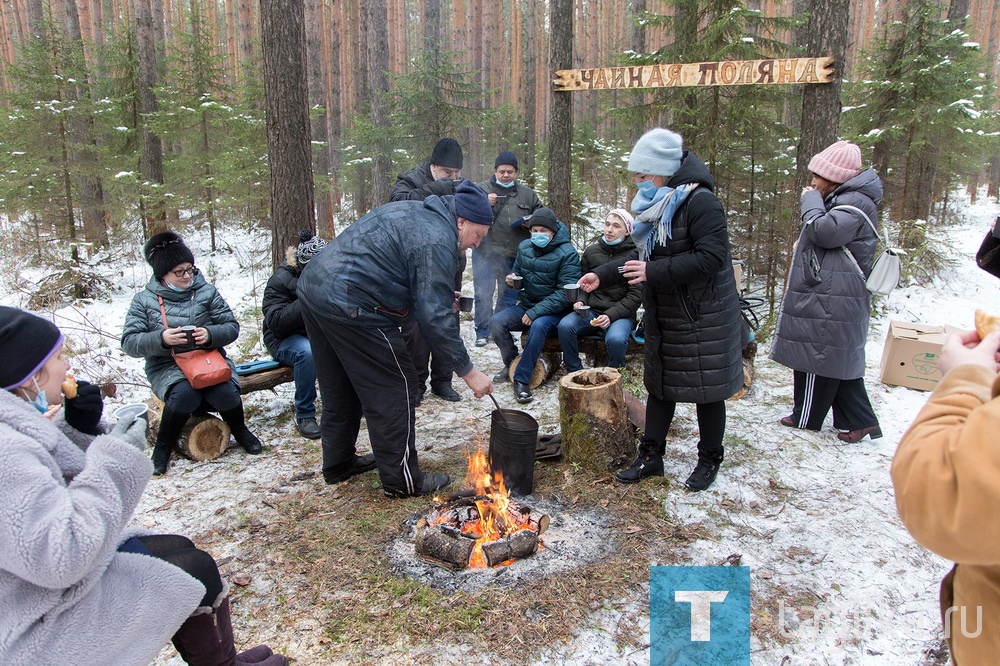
[496,179,515,189]
[24,377,49,413]
[636,179,660,197]
[604,236,625,246]
[165,282,189,293]
[531,232,551,248]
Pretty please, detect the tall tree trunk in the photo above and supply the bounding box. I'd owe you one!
[326,0,342,232]
[261,0,316,269]
[794,0,850,191]
[134,0,167,236]
[548,0,572,226]
[306,0,332,235]
[62,0,107,248]
[363,0,392,204]
[522,0,537,178]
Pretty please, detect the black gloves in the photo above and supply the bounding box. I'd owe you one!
[423,178,457,197]
[63,380,104,435]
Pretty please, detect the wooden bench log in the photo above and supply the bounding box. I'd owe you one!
[145,398,231,461]
[238,366,294,394]
[558,368,635,473]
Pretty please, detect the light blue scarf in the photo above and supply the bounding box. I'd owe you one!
[630,183,699,260]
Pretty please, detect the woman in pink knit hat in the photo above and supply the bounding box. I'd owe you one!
[770,140,885,443]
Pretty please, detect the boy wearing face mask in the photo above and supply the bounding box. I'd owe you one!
[488,208,581,403]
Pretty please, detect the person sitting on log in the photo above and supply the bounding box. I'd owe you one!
[488,207,581,404]
[557,209,642,372]
[0,306,287,665]
[121,231,263,475]
[262,229,326,440]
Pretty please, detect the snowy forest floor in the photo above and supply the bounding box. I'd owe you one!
[6,192,1000,665]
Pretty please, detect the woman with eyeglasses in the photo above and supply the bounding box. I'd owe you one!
[122,231,263,475]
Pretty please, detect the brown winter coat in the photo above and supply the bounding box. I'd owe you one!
[892,364,1000,664]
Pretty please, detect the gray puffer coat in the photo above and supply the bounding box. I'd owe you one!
[0,389,204,665]
[770,168,884,380]
[121,272,241,398]
[593,152,743,403]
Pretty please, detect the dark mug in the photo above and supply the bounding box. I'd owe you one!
[458,296,474,312]
[577,305,591,317]
[564,283,580,303]
[511,274,523,289]
[180,325,196,348]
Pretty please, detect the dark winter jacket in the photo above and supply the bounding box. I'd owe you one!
[0,389,204,665]
[121,272,241,399]
[580,235,642,322]
[390,162,459,202]
[296,195,474,377]
[512,222,582,321]
[594,152,743,403]
[770,168,884,380]
[474,177,542,258]
[262,247,306,354]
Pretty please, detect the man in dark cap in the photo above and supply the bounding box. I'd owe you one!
[296,180,495,498]
[473,151,543,347]
[390,137,465,202]
[390,137,468,403]
[262,230,327,440]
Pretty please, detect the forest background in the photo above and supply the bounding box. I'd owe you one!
[0,0,998,322]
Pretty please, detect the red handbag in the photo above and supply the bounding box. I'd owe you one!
[158,297,232,389]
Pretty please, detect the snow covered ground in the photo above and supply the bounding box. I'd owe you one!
[2,190,998,664]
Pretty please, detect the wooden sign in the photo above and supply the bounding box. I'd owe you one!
[553,57,834,91]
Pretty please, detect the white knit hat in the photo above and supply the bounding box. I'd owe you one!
[627,128,684,177]
[808,141,863,184]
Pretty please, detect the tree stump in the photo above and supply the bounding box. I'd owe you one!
[508,353,560,389]
[558,368,635,472]
[178,414,231,461]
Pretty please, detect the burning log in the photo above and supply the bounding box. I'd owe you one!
[414,519,476,570]
[558,368,635,472]
[482,529,539,567]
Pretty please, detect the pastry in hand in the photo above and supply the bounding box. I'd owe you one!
[975,309,1000,340]
[61,373,78,399]
[590,318,601,327]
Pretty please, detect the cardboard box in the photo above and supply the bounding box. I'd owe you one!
[880,321,960,391]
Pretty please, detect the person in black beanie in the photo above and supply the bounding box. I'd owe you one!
[473,150,543,346]
[0,306,287,665]
[121,231,264,475]
[390,138,468,403]
[261,230,328,440]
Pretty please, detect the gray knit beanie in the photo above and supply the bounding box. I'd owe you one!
[627,128,684,177]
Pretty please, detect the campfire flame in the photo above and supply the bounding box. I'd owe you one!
[427,449,535,568]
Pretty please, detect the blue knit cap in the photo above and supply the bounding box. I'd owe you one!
[453,180,494,226]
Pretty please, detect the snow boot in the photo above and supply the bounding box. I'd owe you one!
[219,405,263,454]
[171,585,288,666]
[684,456,722,492]
[152,406,190,475]
[614,438,664,484]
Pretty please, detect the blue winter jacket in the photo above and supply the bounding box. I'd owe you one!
[512,222,582,321]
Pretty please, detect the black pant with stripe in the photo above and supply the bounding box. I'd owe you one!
[790,371,879,431]
[302,308,424,495]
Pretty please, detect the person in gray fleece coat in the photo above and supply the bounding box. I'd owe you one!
[0,306,285,665]
[770,141,884,444]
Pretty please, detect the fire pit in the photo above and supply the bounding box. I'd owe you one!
[414,449,549,570]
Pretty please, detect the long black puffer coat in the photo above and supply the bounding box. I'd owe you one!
[594,152,743,403]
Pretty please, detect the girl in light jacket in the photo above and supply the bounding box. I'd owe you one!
[0,306,284,665]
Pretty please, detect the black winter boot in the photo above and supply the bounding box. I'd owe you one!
[614,438,664,484]
[684,456,722,492]
[219,405,263,454]
[152,406,190,476]
[172,585,288,666]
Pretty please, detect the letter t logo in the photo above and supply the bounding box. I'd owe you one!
[675,590,729,641]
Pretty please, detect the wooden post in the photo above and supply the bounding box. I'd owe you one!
[558,368,635,472]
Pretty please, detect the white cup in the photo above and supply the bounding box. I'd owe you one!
[114,403,148,424]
